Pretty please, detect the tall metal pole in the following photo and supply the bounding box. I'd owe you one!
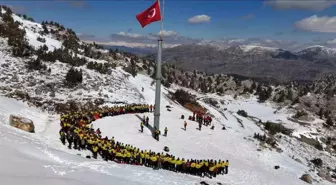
[153,0,164,138]
[153,39,162,131]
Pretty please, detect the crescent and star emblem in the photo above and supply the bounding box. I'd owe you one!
[148,8,156,18]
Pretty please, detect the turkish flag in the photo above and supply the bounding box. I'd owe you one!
[136,0,161,28]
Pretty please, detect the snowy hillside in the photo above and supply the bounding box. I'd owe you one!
[12,14,62,52]
[0,6,149,111]
[0,5,336,185]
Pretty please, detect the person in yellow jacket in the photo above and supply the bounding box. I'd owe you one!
[59,129,66,145]
[92,145,99,159]
[150,155,157,168]
[140,122,144,132]
[216,160,222,175]
[224,160,229,174]
[209,164,217,177]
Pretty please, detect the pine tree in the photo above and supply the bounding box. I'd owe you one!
[286,88,293,101]
[251,81,257,90]
[318,108,324,119]
[326,117,334,126]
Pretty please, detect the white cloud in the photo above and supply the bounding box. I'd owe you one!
[265,0,336,11]
[188,14,211,24]
[78,29,201,48]
[83,41,179,48]
[116,32,143,38]
[295,15,336,33]
[149,30,179,37]
[326,38,336,44]
[159,30,178,37]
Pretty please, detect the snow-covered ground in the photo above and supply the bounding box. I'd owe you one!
[1,74,335,185]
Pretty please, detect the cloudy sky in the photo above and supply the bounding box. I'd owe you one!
[2,0,336,50]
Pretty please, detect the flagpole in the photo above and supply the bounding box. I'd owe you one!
[153,0,164,140]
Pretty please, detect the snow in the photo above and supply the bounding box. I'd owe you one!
[300,45,336,55]
[11,14,62,52]
[240,45,278,52]
[1,73,335,185]
[0,40,143,105]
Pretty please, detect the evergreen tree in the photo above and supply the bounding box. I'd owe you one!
[286,88,293,101]
[251,81,257,90]
[65,68,83,87]
[318,108,324,119]
[326,117,334,126]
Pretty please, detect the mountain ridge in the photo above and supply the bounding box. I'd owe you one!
[142,43,336,83]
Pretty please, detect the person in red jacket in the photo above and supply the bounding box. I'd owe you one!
[150,104,153,112]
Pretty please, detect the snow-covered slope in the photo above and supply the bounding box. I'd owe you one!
[0,11,143,108]
[1,74,335,185]
[11,14,62,52]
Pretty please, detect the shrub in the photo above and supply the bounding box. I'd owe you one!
[310,158,323,167]
[37,36,46,43]
[326,117,334,126]
[26,58,47,71]
[264,121,293,135]
[36,48,88,66]
[237,110,248,117]
[65,68,83,87]
[124,60,137,77]
[293,110,308,119]
[206,98,218,107]
[172,89,194,106]
[87,61,112,74]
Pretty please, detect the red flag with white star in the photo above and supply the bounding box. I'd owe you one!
[136,0,162,28]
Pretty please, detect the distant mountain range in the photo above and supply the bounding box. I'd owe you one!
[103,45,155,56]
[141,43,336,83]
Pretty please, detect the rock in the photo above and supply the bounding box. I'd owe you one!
[276,148,283,153]
[318,169,328,178]
[9,115,35,133]
[300,174,313,184]
[274,165,280,169]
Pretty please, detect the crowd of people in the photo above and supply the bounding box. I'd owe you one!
[189,111,213,126]
[58,104,229,178]
[187,111,214,131]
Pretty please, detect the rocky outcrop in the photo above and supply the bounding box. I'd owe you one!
[9,115,35,133]
[300,174,313,184]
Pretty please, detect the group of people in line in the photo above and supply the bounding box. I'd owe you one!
[58,104,229,178]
